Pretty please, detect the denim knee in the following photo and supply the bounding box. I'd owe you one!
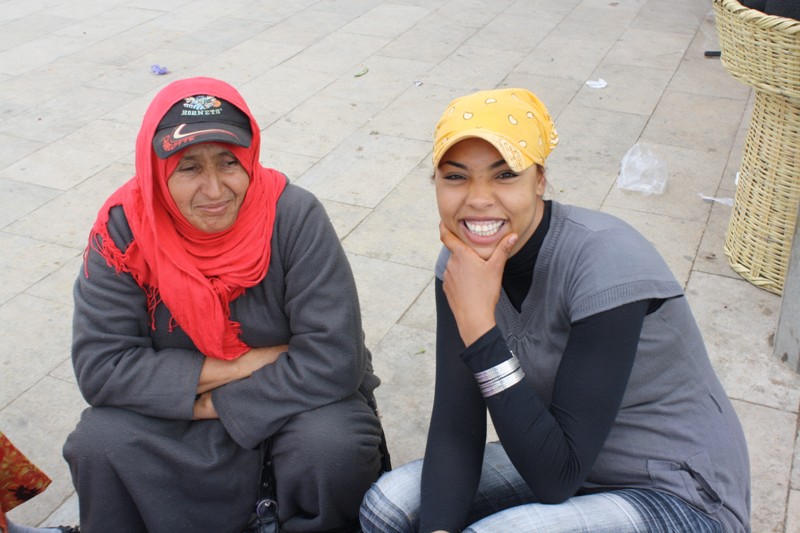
[360,459,423,533]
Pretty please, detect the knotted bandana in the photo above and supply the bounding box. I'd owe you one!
[433,88,559,171]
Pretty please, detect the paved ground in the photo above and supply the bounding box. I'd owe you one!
[1,0,799,530]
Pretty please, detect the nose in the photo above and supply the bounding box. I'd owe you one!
[200,169,224,199]
[466,180,494,209]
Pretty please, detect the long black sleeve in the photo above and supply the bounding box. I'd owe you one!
[464,300,647,502]
[419,278,649,532]
[420,280,487,533]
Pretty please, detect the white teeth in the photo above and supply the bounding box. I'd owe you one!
[465,220,503,237]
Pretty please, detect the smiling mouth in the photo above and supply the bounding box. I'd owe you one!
[464,220,504,237]
[198,201,230,213]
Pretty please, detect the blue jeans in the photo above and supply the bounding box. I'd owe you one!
[360,442,722,533]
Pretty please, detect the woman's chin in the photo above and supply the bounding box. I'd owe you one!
[460,230,504,260]
[462,238,499,260]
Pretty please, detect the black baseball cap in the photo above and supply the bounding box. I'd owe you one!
[152,95,252,159]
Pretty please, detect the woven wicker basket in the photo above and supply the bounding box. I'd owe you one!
[714,0,800,295]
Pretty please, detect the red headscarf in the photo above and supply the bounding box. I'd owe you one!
[87,77,286,360]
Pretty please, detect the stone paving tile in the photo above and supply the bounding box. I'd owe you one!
[794,426,800,489]
[632,0,712,35]
[340,3,430,39]
[557,3,633,45]
[0,13,76,51]
[346,253,432,351]
[575,63,674,117]
[226,0,318,24]
[0,58,108,112]
[500,74,584,121]
[736,399,797,533]
[695,199,743,280]
[320,55,438,106]
[376,13,479,64]
[240,65,337,128]
[604,142,726,222]
[0,294,74,408]
[467,10,560,53]
[282,31,391,76]
[4,161,134,250]
[397,278,436,334]
[47,0,131,21]
[365,83,463,143]
[0,233,81,306]
[0,120,134,190]
[787,490,800,533]
[515,34,617,85]
[314,0,383,19]
[0,178,58,230]
[0,85,132,145]
[252,8,356,47]
[261,94,384,159]
[295,130,429,208]
[23,255,83,309]
[422,43,528,90]
[0,34,86,76]
[184,40,305,86]
[42,492,80,530]
[55,6,163,42]
[342,163,440,270]
[605,27,693,71]
[641,90,749,155]
[433,0,516,28]
[687,272,800,412]
[370,324,436,468]
[259,149,320,184]
[320,199,372,241]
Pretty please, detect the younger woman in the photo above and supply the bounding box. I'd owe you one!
[360,88,750,533]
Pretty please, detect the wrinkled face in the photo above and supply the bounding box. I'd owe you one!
[435,137,546,260]
[167,143,250,233]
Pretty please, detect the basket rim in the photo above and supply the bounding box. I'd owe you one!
[716,0,800,36]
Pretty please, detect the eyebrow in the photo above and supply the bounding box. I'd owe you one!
[441,159,508,170]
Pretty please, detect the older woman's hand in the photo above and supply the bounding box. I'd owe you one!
[439,222,517,347]
[193,391,218,419]
[197,344,288,394]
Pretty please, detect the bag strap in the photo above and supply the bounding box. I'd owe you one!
[251,438,279,533]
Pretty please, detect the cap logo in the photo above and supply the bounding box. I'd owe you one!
[160,124,242,155]
[182,95,222,113]
[170,123,236,141]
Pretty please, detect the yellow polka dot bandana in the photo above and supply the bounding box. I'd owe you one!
[433,88,559,172]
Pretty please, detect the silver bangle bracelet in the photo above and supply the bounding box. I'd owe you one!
[473,355,521,385]
[478,368,525,397]
[473,353,525,398]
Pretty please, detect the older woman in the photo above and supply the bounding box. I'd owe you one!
[360,88,750,533]
[64,77,386,533]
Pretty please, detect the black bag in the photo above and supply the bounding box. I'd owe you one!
[243,386,391,533]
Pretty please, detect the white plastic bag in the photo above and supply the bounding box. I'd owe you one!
[616,143,668,195]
